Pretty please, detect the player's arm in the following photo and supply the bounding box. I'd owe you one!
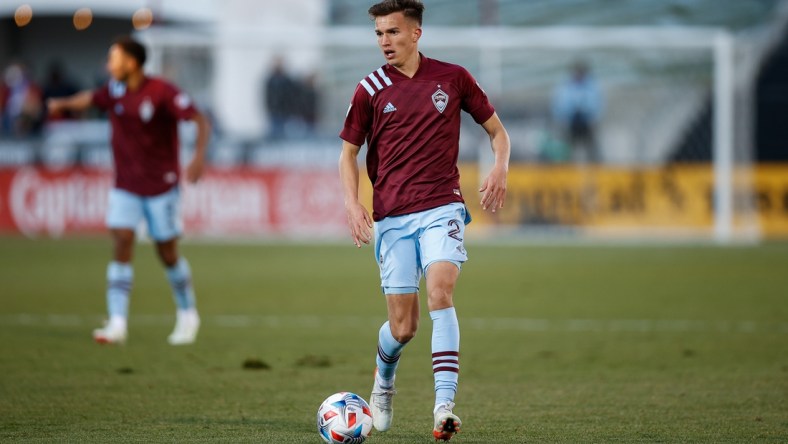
[185,111,211,183]
[478,112,510,212]
[339,140,373,248]
[46,90,94,115]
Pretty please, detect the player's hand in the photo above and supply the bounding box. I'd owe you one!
[185,158,205,183]
[46,98,64,116]
[479,164,507,212]
[346,201,373,248]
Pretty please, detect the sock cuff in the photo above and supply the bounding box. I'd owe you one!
[109,315,128,326]
[429,306,457,321]
[108,261,133,280]
[379,321,404,348]
[375,371,395,388]
[166,257,190,277]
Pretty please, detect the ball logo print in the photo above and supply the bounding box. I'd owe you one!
[317,392,373,443]
[432,89,449,113]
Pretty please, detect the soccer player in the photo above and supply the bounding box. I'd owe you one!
[47,36,211,345]
[338,0,510,440]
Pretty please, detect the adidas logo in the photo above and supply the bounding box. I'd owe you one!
[383,102,397,114]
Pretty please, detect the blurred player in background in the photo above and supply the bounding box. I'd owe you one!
[551,60,604,163]
[48,36,211,345]
[338,0,510,440]
[0,62,43,138]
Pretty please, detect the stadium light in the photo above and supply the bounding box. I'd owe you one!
[14,4,33,27]
[133,8,154,30]
[73,8,93,31]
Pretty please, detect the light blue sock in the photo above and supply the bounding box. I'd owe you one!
[166,257,196,310]
[376,321,405,387]
[431,307,460,406]
[107,261,133,318]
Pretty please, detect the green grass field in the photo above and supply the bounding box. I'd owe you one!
[0,237,786,443]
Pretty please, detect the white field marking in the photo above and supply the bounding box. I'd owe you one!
[0,314,786,333]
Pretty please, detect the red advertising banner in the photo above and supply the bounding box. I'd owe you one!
[6,164,786,239]
[0,168,349,238]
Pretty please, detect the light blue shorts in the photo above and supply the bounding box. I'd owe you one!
[106,187,182,242]
[374,202,471,295]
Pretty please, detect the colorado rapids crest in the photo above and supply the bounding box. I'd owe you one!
[139,98,154,122]
[432,89,448,113]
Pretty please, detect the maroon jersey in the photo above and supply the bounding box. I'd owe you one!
[92,77,198,196]
[340,54,495,221]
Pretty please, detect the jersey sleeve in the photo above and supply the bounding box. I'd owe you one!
[91,84,111,111]
[459,68,495,125]
[162,82,198,121]
[339,84,373,147]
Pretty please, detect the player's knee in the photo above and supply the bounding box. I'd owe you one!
[428,287,454,311]
[427,282,454,302]
[111,230,135,262]
[112,230,134,246]
[157,252,178,268]
[427,263,459,296]
[155,242,179,267]
[391,320,418,344]
[393,329,416,344]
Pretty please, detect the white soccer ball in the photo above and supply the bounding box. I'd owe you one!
[317,392,374,444]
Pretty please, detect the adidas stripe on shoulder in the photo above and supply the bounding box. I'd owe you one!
[359,67,393,97]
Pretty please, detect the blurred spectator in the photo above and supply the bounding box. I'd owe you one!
[43,62,80,121]
[479,0,499,26]
[329,2,352,24]
[297,72,319,137]
[0,63,43,138]
[264,57,299,141]
[551,60,603,163]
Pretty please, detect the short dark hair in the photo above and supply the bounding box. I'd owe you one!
[113,36,147,67]
[368,0,425,26]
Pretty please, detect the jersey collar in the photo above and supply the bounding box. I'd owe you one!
[125,75,150,93]
[385,52,428,80]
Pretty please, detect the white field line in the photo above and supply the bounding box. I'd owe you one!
[0,314,786,333]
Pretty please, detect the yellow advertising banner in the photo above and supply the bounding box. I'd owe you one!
[456,164,788,238]
[359,164,788,238]
[751,164,788,237]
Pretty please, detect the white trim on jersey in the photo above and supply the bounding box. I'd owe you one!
[358,68,393,97]
[360,79,376,96]
[377,68,393,86]
[367,73,384,90]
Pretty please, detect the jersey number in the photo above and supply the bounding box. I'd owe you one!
[447,219,462,242]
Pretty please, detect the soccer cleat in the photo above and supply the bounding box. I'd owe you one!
[167,309,200,345]
[93,321,127,345]
[433,402,461,441]
[370,370,396,432]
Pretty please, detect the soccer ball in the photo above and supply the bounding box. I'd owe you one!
[317,392,374,443]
